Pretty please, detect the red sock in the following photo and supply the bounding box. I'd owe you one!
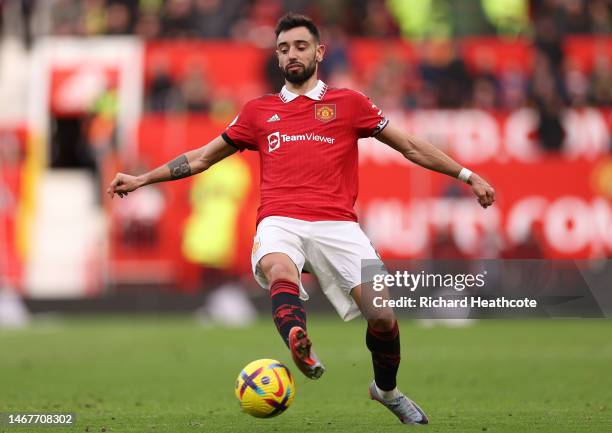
[366,321,400,391]
[270,280,306,347]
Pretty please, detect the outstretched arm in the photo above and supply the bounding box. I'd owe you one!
[375,123,495,208]
[107,135,236,198]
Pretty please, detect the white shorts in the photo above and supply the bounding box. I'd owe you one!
[251,216,385,321]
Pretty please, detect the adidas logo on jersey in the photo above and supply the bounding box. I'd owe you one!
[267,114,281,122]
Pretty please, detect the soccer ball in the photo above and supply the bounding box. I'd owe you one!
[235,359,295,418]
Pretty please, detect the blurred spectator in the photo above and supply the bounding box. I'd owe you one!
[326,65,357,90]
[318,25,350,81]
[193,0,249,38]
[81,0,106,36]
[533,14,565,72]
[588,0,611,34]
[565,59,589,107]
[590,51,612,106]
[472,78,498,110]
[231,0,281,48]
[181,155,255,325]
[387,0,527,39]
[179,63,211,112]
[86,80,119,204]
[312,0,365,35]
[387,0,452,39]
[51,0,83,35]
[140,0,164,14]
[182,155,251,271]
[470,51,500,109]
[453,0,498,37]
[135,11,161,39]
[161,0,198,38]
[530,51,566,151]
[530,3,570,151]
[438,43,472,108]
[264,51,286,93]
[431,229,466,259]
[366,51,411,111]
[362,0,400,37]
[499,64,528,110]
[146,55,181,112]
[419,41,472,108]
[0,0,36,47]
[530,0,611,36]
[282,0,315,15]
[106,1,133,35]
[502,225,544,258]
[561,0,591,34]
[21,0,36,47]
[481,0,528,35]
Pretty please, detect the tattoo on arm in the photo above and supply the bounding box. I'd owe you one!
[167,155,192,180]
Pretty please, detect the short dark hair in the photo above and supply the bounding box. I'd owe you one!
[274,12,320,42]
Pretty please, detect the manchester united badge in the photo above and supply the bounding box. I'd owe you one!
[315,104,336,122]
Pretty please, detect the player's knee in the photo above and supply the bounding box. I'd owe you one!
[268,264,296,283]
[260,258,298,284]
[367,316,397,332]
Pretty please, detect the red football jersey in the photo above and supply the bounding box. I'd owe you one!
[222,80,388,226]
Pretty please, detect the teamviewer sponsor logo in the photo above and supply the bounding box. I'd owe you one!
[268,131,281,152]
[268,131,336,152]
[281,133,335,144]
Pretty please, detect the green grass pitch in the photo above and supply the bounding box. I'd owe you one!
[1,317,611,433]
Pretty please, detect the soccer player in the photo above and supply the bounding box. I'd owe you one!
[107,13,495,425]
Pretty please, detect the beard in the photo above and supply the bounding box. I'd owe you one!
[283,59,317,84]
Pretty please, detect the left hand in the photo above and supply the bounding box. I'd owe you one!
[468,173,495,208]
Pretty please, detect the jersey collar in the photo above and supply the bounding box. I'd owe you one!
[279,80,328,103]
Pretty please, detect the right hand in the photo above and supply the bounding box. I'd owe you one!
[468,173,496,209]
[107,173,143,198]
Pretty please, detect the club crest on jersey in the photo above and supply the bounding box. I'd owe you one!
[315,104,336,122]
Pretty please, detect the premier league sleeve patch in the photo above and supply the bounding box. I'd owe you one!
[315,104,336,122]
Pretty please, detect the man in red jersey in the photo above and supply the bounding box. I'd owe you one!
[108,13,495,425]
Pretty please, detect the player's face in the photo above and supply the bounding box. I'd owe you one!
[276,27,325,84]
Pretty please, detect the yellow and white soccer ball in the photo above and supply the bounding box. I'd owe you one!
[235,359,295,418]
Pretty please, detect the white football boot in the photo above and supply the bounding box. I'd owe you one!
[369,381,429,425]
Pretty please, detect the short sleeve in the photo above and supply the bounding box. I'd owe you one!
[222,102,257,151]
[353,92,389,138]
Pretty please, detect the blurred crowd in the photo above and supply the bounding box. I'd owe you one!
[1,0,611,148]
[134,0,612,154]
[0,0,607,40]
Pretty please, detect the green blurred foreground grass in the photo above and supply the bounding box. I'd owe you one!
[1,317,611,433]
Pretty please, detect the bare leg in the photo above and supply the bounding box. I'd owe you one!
[351,283,397,331]
[259,252,299,285]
